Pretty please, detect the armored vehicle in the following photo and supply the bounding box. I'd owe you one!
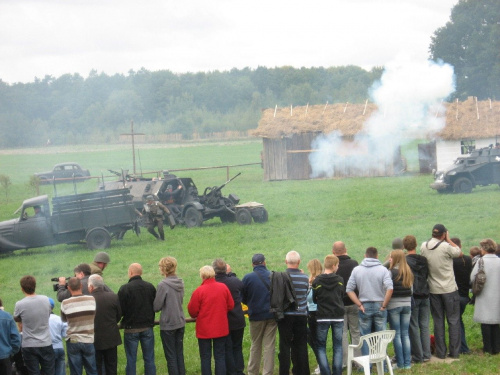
[0,189,138,253]
[101,172,268,227]
[430,146,500,193]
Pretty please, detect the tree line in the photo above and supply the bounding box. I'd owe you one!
[0,66,383,148]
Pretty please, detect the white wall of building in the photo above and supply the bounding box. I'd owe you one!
[435,137,498,171]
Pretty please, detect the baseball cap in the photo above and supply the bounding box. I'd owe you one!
[252,253,265,265]
[432,224,447,234]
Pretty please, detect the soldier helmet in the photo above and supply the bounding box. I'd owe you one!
[94,251,111,264]
[146,195,154,201]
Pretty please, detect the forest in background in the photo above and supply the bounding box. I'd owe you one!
[0,65,383,148]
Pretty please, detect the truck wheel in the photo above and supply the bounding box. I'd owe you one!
[184,207,203,228]
[236,208,252,225]
[220,212,236,223]
[252,208,269,223]
[453,177,473,193]
[86,228,111,249]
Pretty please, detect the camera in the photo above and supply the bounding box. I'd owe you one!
[51,277,70,292]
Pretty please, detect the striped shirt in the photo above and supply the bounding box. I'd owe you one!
[285,268,309,316]
[60,295,96,343]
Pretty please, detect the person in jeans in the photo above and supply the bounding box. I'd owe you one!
[420,224,462,359]
[312,255,345,375]
[48,298,67,375]
[118,263,157,375]
[60,277,97,375]
[188,265,234,375]
[346,247,393,355]
[154,256,186,375]
[306,259,323,374]
[241,253,277,375]
[387,250,413,370]
[332,241,360,368]
[14,275,55,375]
[451,237,472,354]
[0,298,21,375]
[404,235,431,363]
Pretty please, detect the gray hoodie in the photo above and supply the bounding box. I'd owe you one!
[153,275,185,330]
[346,257,393,303]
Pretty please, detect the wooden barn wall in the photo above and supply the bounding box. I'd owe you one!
[286,133,314,180]
[263,138,288,181]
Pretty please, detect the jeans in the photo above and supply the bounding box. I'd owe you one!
[307,312,320,363]
[198,337,226,375]
[54,347,66,375]
[316,321,343,375]
[277,315,309,375]
[160,328,186,375]
[459,295,471,353]
[124,328,156,375]
[342,304,361,367]
[388,306,411,368]
[409,298,431,362]
[66,341,97,375]
[429,292,461,358]
[358,302,387,356]
[247,319,277,375]
[22,345,55,375]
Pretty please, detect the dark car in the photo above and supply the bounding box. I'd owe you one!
[430,146,500,193]
[34,162,91,184]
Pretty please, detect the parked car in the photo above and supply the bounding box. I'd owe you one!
[34,162,91,184]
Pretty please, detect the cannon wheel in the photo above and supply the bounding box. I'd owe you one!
[236,208,252,225]
[184,207,203,228]
[86,227,111,249]
[252,208,268,223]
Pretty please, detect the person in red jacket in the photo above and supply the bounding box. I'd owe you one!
[188,265,234,375]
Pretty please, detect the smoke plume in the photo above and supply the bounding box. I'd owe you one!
[309,57,455,178]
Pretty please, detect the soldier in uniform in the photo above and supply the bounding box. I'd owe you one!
[143,195,171,241]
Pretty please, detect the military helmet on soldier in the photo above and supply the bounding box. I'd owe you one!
[146,195,154,201]
[94,251,110,264]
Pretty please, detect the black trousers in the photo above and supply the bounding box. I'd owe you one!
[277,315,309,375]
[96,346,118,375]
[481,324,500,354]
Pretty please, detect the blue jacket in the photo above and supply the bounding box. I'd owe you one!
[0,310,21,360]
[242,265,274,321]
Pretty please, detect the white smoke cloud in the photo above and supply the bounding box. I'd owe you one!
[309,57,455,178]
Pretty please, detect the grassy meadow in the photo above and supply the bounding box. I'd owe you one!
[0,139,499,374]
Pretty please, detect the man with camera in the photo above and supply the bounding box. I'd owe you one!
[55,263,92,302]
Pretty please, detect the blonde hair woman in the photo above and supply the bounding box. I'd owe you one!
[306,259,323,373]
[153,257,186,375]
[387,250,414,370]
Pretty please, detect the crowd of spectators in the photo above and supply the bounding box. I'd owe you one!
[1,227,499,375]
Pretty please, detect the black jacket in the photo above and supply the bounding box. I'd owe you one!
[390,269,412,298]
[92,288,122,350]
[336,255,358,306]
[312,273,345,320]
[453,255,472,298]
[215,273,246,330]
[118,275,156,329]
[406,254,429,299]
[269,271,296,320]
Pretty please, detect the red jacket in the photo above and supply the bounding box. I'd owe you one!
[188,278,234,339]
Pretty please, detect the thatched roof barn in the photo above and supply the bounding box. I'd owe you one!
[253,97,500,180]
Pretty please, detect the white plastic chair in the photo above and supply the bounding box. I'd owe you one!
[347,330,396,375]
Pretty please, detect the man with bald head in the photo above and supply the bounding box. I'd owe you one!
[118,263,157,375]
[332,241,360,368]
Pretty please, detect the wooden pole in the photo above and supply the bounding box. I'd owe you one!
[120,120,145,175]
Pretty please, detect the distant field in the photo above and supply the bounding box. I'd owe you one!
[0,140,499,374]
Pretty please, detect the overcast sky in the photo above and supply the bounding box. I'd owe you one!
[0,0,458,84]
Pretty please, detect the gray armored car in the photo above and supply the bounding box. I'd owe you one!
[430,146,500,193]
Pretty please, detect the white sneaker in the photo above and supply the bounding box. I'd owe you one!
[313,365,320,374]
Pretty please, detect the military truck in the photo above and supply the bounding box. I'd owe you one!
[430,146,500,193]
[101,172,268,227]
[0,189,138,253]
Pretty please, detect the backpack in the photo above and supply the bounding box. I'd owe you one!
[472,257,486,296]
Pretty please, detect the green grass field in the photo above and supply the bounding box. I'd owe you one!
[1,140,499,374]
